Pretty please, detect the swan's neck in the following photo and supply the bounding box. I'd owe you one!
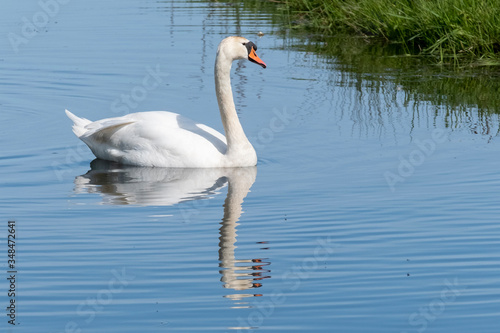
[215,53,252,154]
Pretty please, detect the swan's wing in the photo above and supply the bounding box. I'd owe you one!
[81,117,135,142]
[84,118,134,133]
[86,122,135,143]
[195,123,227,143]
[174,114,227,152]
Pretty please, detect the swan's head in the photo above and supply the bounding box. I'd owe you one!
[218,36,267,69]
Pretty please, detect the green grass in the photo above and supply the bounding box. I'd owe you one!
[280,0,500,64]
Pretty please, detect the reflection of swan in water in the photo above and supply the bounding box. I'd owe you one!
[218,167,270,303]
[74,159,229,206]
[74,160,269,302]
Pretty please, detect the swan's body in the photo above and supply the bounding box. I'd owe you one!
[65,36,266,168]
[65,110,238,167]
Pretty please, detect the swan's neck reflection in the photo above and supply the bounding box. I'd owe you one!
[74,160,270,304]
[218,168,270,302]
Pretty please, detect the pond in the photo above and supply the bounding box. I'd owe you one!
[1,0,499,332]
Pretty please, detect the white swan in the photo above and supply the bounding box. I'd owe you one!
[65,36,266,168]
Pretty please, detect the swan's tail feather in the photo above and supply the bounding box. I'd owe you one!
[65,109,91,137]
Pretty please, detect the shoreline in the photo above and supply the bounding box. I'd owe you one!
[273,0,500,65]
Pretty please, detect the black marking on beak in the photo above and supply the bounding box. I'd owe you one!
[245,41,257,55]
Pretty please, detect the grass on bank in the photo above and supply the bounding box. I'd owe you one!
[280,0,500,64]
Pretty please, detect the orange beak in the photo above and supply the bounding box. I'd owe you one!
[248,47,267,68]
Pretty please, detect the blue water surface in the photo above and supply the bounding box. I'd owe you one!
[0,0,499,332]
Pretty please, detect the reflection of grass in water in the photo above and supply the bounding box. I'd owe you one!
[293,35,500,114]
[280,0,500,65]
[286,35,500,136]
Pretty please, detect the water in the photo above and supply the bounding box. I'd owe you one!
[1,1,499,332]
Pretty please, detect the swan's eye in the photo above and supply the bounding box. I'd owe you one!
[242,42,247,46]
